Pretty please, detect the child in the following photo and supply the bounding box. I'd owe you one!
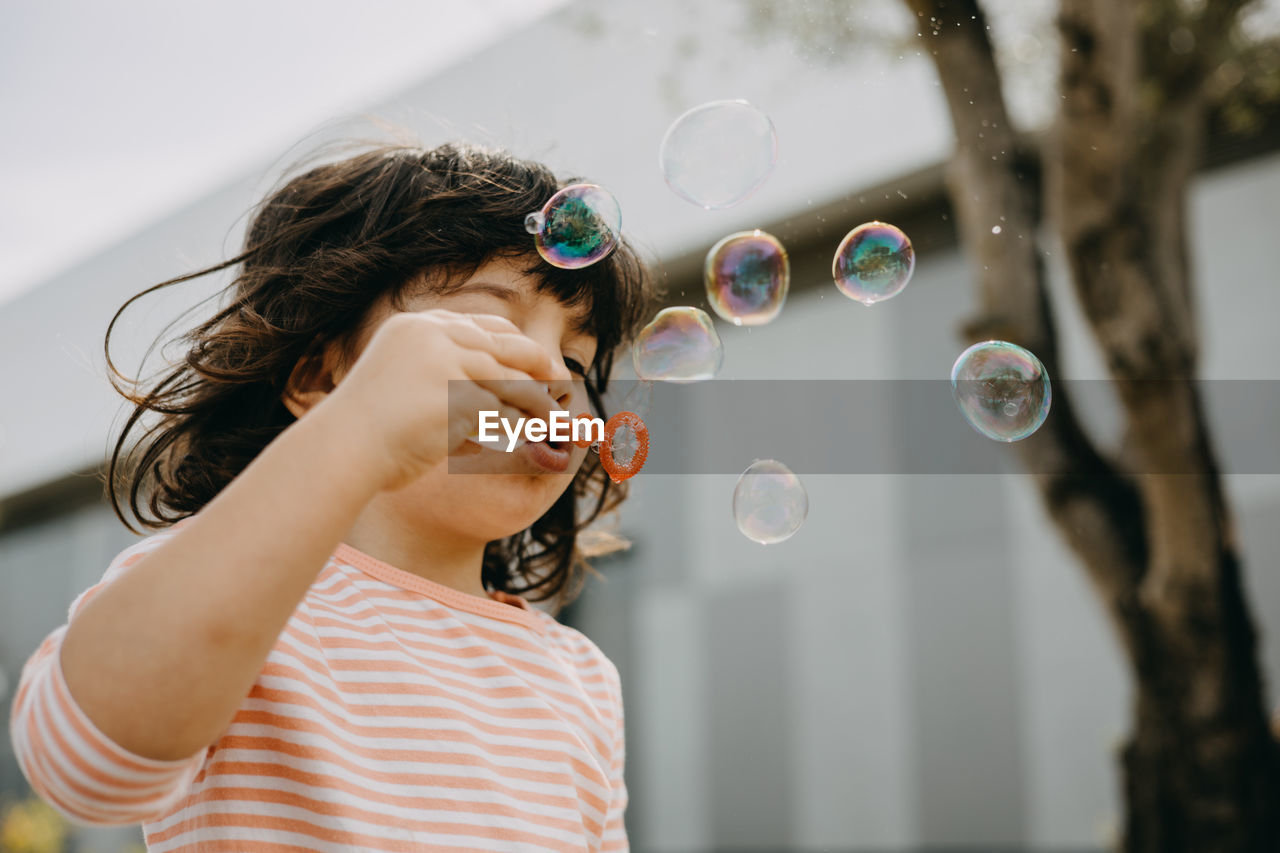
[9,141,652,852]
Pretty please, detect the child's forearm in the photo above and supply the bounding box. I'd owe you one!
[60,401,386,761]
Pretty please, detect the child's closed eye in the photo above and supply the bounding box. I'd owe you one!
[563,357,588,376]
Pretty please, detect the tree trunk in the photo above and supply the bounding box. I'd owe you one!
[902,0,1280,847]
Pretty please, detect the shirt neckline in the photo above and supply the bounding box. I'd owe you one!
[331,541,544,631]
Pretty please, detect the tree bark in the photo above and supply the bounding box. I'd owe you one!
[901,0,1280,847]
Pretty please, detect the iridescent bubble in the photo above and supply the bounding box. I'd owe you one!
[833,221,915,305]
[659,100,778,209]
[530,183,621,269]
[632,307,723,382]
[704,230,789,326]
[733,459,808,545]
[951,340,1052,442]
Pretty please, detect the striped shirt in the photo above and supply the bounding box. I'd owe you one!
[9,520,628,851]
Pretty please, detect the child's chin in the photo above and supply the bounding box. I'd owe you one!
[414,454,574,536]
[467,509,553,544]
[453,481,562,531]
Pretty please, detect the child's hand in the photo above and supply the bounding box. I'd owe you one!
[316,308,562,492]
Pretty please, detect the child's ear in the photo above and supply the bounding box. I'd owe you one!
[281,337,347,419]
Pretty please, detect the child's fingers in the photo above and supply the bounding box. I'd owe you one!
[451,388,530,449]
[461,352,559,422]
[479,380,559,424]
[439,314,556,380]
[441,310,521,335]
[422,308,520,331]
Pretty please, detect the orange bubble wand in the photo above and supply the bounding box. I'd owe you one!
[574,411,649,483]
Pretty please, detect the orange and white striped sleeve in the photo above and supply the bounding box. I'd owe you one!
[601,665,629,852]
[8,529,206,826]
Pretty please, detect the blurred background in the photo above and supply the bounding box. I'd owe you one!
[2,0,1279,850]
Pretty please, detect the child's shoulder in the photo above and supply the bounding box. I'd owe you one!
[533,610,622,685]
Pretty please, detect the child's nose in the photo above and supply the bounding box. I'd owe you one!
[531,339,574,405]
[547,376,574,409]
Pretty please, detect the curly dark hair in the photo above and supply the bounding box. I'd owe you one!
[102,140,655,613]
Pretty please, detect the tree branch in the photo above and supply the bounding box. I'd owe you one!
[901,0,1150,654]
[903,0,1280,841]
[1052,4,1270,733]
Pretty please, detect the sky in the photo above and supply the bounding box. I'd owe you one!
[0,0,569,307]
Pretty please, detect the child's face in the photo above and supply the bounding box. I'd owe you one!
[366,256,598,545]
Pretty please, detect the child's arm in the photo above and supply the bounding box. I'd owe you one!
[53,403,383,762]
[7,405,383,824]
[10,308,559,824]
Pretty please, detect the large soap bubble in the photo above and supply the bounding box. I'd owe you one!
[526,183,621,269]
[950,340,1052,442]
[632,307,724,382]
[704,230,789,326]
[659,100,778,209]
[733,459,808,544]
[833,221,915,305]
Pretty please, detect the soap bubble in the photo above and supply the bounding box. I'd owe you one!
[833,221,915,305]
[704,230,789,326]
[529,183,621,269]
[733,459,808,544]
[951,340,1052,442]
[633,307,724,382]
[659,100,778,209]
